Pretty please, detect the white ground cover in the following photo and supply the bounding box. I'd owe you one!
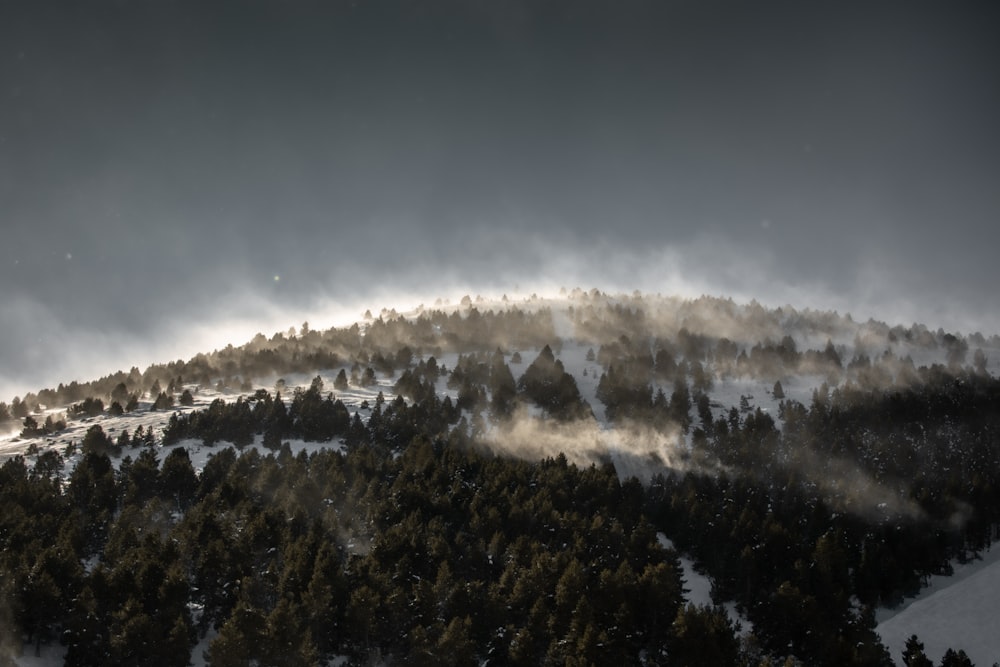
[876,546,1000,666]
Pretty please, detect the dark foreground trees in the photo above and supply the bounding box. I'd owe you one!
[1,435,701,666]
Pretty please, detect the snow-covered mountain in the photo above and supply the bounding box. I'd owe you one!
[2,291,999,666]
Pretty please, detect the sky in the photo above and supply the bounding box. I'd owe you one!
[1,0,999,400]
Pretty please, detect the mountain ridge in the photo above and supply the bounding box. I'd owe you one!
[2,289,998,666]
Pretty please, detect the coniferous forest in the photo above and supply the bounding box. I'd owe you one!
[1,292,999,666]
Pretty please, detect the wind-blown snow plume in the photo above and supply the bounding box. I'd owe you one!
[481,407,697,483]
[789,447,927,523]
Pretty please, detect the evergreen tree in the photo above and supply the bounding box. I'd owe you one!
[773,380,785,399]
[489,350,517,418]
[63,586,106,667]
[517,345,586,419]
[83,424,115,456]
[668,604,740,667]
[334,368,349,391]
[160,447,198,510]
[939,649,974,667]
[205,598,266,667]
[20,415,41,438]
[111,381,130,405]
[902,635,934,667]
[437,616,476,666]
[11,396,28,419]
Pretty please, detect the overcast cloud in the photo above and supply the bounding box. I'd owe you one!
[1,0,999,399]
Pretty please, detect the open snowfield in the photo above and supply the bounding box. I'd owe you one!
[876,546,1000,666]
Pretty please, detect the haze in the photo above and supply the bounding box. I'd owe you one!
[2,0,998,400]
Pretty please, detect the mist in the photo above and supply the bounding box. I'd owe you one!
[3,232,999,403]
[480,407,692,483]
[3,0,998,401]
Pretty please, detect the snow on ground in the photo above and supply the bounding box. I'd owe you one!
[428,351,462,403]
[876,547,1000,666]
[11,644,65,667]
[187,629,216,667]
[657,533,715,606]
[705,374,779,423]
[657,533,752,635]
[164,434,347,474]
[553,341,606,422]
[0,366,402,469]
[9,629,220,667]
[1,396,202,468]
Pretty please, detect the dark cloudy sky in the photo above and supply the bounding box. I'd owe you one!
[2,0,999,398]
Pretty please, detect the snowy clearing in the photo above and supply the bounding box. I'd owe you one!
[876,546,1000,666]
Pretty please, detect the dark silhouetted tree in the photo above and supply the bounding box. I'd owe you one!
[939,648,974,667]
[902,635,934,667]
[334,369,349,391]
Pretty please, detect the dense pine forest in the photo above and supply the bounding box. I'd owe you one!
[1,292,999,666]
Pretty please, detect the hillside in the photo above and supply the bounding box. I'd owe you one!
[876,546,1000,666]
[2,291,999,666]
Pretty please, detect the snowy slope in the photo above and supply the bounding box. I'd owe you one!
[0,364,403,473]
[876,548,1000,666]
[4,294,1000,666]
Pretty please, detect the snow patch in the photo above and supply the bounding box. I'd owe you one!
[657,533,752,634]
[876,546,1000,666]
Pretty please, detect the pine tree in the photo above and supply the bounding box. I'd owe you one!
[437,616,476,666]
[262,598,319,667]
[81,424,114,456]
[63,586,106,667]
[160,447,198,510]
[517,345,585,419]
[489,351,518,418]
[902,635,934,667]
[668,604,740,667]
[21,415,40,438]
[206,598,265,667]
[111,382,130,405]
[11,396,28,418]
[334,368,349,391]
[940,648,974,667]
